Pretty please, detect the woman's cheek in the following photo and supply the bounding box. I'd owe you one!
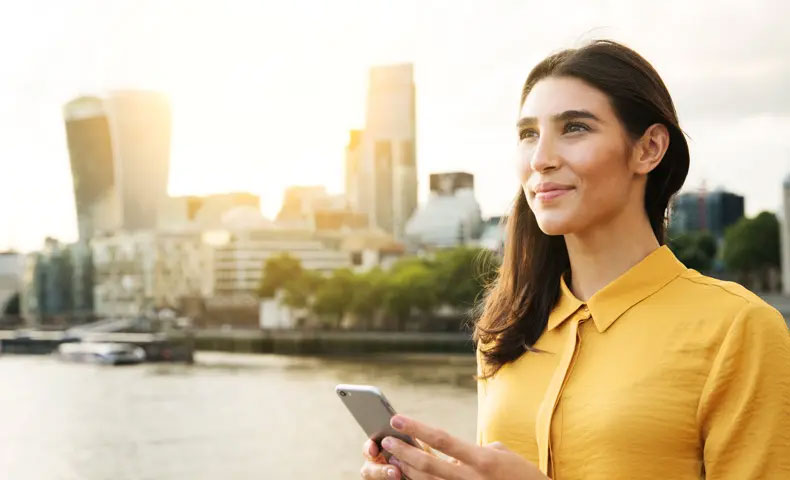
[515,150,532,183]
[579,179,623,224]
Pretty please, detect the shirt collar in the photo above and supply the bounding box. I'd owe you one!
[547,245,687,333]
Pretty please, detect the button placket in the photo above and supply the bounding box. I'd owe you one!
[536,309,586,476]
[549,310,589,477]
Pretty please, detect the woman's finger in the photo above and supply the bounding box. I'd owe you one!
[363,439,381,461]
[415,439,437,457]
[360,460,402,479]
[382,436,470,480]
[390,415,480,469]
[389,456,446,480]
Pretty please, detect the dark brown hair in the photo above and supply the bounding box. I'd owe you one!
[473,40,689,377]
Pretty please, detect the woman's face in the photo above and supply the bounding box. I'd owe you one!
[517,76,641,236]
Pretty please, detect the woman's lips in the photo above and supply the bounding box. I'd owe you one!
[535,188,574,201]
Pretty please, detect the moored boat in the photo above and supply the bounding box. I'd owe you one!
[56,342,146,365]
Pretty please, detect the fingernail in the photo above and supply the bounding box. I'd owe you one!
[391,416,404,429]
[382,437,393,450]
[386,467,398,479]
[389,456,401,468]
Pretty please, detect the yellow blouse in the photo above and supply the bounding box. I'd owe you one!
[476,245,790,479]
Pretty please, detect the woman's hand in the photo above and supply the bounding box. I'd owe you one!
[380,415,548,480]
[360,436,437,478]
[360,438,402,479]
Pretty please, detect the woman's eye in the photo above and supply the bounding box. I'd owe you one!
[564,122,589,134]
[519,128,538,141]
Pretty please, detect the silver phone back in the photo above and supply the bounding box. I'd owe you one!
[336,384,417,457]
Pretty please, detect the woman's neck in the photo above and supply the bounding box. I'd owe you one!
[563,212,660,302]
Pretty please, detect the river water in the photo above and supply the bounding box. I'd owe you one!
[0,352,477,479]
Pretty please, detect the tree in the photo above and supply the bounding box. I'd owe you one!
[312,268,356,327]
[383,258,438,330]
[258,253,303,298]
[281,269,324,310]
[348,267,387,330]
[667,231,717,272]
[723,211,781,290]
[432,246,500,311]
[255,247,504,331]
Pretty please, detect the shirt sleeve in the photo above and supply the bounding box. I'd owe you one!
[696,302,790,479]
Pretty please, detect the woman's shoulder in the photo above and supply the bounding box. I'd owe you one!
[674,268,766,304]
[670,268,786,334]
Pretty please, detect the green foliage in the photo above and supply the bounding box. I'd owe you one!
[432,247,500,309]
[281,270,324,309]
[723,211,780,273]
[383,259,438,322]
[312,268,355,319]
[348,268,386,318]
[257,246,502,330]
[668,231,718,272]
[258,253,303,298]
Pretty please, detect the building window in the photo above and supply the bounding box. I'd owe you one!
[351,251,363,266]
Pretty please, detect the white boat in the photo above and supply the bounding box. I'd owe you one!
[56,342,146,365]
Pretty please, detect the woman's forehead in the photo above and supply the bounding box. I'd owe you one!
[520,77,612,120]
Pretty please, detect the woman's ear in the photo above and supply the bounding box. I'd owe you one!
[632,123,669,175]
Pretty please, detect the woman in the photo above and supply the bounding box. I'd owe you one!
[360,40,790,479]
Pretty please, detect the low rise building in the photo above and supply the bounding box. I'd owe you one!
[91,231,213,317]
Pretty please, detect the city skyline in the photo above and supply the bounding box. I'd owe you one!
[3,1,790,251]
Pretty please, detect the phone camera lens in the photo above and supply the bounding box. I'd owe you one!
[338,391,347,397]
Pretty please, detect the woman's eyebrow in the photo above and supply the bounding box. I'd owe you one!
[516,109,602,129]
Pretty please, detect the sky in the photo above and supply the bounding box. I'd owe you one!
[1,0,789,251]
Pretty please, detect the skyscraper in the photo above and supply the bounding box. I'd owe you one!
[345,129,363,212]
[349,64,417,239]
[64,96,120,240]
[64,91,171,240]
[669,189,744,239]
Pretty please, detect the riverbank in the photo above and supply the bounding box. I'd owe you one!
[193,329,475,355]
[0,328,475,356]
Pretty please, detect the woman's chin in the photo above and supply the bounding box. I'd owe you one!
[535,217,574,236]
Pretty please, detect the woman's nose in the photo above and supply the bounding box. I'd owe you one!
[529,137,559,172]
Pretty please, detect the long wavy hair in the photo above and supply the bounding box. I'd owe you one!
[473,40,690,377]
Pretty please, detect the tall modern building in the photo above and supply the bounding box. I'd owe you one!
[64,91,171,240]
[347,64,417,239]
[64,96,119,240]
[345,129,363,212]
[669,189,744,239]
[20,238,93,321]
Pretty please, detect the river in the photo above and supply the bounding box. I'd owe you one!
[0,352,477,479]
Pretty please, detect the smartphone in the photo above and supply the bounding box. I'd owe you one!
[335,383,419,461]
